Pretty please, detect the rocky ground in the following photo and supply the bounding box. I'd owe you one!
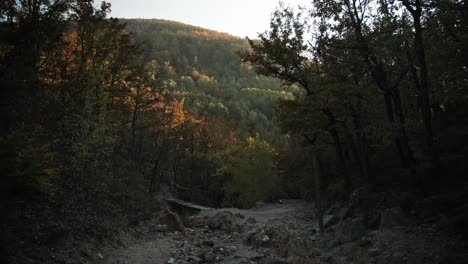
[91,191,468,264]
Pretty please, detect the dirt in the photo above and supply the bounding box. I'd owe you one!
[102,200,316,264]
[93,199,468,264]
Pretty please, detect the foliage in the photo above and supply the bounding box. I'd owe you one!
[0,127,56,196]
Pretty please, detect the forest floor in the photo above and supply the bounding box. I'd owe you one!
[87,195,468,264]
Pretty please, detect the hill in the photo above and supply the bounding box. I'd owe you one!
[122,19,251,81]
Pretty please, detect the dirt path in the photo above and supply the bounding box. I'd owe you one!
[103,200,316,264]
[99,199,468,264]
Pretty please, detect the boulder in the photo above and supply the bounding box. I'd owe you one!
[158,211,184,231]
[335,217,366,243]
[208,211,235,231]
[256,201,266,208]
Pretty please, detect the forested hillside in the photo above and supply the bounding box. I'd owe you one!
[0,4,297,261]
[1,1,468,263]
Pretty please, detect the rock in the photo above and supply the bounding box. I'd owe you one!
[366,210,381,230]
[357,238,372,247]
[203,251,216,263]
[208,211,235,231]
[326,239,339,248]
[287,256,318,264]
[260,257,288,264]
[256,201,266,208]
[186,255,203,263]
[167,257,175,264]
[262,235,271,244]
[323,214,338,227]
[226,245,238,252]
[159,210,185,231]
[320,254,333,263]
[246,217,257,224]
[379,207,409,229]
[154,224,168,232]
[235,212,245,218]
[337,207,352,220]
[368,248,382,256]
[250,253,265,261]
[202,240,214,247]
[335,217,366,243]
[213,246,224,254]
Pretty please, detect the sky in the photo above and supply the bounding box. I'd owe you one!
[106,0,308,38]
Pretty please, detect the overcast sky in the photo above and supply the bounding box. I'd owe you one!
[106,0,308,38]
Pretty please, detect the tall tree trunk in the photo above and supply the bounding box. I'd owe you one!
[384,93,413,168]
[329,129,351,191]
[391,89,417,171]
[323,109,351,191]
[303,132,324,235]
[148,159,160,195]
[312,146,324,234]
[345,0,416,170]
[347,116,371,180]
[402,0,440,175]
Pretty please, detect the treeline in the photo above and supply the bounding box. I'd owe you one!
[240,0,468,215]
[2,1,468,258]
[0,3,293,256]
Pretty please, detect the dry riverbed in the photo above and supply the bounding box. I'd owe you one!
[95,198,467,264]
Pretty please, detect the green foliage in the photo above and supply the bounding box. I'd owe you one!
[222,136,279,208]
[0,127,56,195]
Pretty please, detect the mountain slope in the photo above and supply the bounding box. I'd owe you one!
[122,19,250,81]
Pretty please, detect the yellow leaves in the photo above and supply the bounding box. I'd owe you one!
[170,98,186,128]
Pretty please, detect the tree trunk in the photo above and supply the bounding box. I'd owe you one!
[148,159,160,195]
[312,146,324,234]
[403,0,440,176]
[330,129,351,191]
[347,116,371,180]
[391,90,417,172]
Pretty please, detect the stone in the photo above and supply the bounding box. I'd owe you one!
[246,229,260,239]
[323,214,338,227]
[204,252,216,263]
[366,210,381,230]
[379,207,409,229]
[335,217,366,243]
[154,224,168,232]
[326,239,340,248]
[368,248,382,257]
[158,210,185,231]
[256,201,266,208]
[186,255,203,263]
[246,217,257,224]
[357,238,372,247]
[208,211,235,231]
[227,245,238,252]
[262,235,271,244]
[337,207,352,220]
[202,240,214,247]
[235,212,245,218]
[260,257,288,264]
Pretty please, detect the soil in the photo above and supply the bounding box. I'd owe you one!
[93,199,467,264]
[10,198,467,264]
